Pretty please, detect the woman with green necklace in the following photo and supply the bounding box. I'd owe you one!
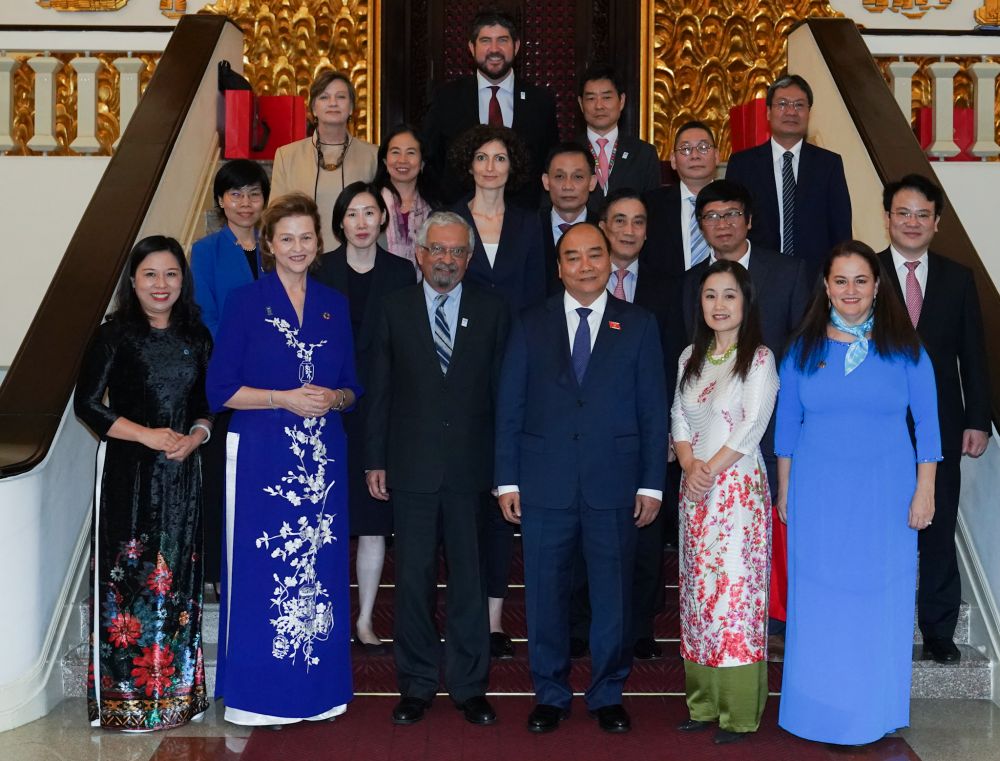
[671,259,779,745]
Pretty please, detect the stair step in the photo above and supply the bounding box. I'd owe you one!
[910,644,992,699]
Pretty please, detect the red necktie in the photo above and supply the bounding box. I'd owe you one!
[613,268,628,301]
[488,86,503,127]
[904,260,922,328]
[596,138,610,192]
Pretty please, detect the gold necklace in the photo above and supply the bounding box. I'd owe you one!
[706,340,737,366]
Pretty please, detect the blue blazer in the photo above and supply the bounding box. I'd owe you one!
[495,293,668,510]
[190,226,262,339]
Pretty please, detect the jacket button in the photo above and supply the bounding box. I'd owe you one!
[572,433,579,441]
[443,421,450,428]
[577,399,585,407]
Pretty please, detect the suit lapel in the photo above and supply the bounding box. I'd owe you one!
[448,287,475,372]
[756,143,780,221]
[918,252,941,328]
[357,250,389,352]
[408,286,440,374]
[584,298,623,386]
[547,297,576,388]
[878,249,906,304]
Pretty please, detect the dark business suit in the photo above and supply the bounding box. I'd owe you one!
[878,249,991,641]
[422,75,558,207]
[642,183,692,279]
[495,293,668,709]
[586,134,662,213]
[314,246,416,534]
[726,140,851,283]
[366,282,510,702]
[539,208,595,296]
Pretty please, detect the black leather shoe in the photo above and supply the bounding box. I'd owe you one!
[714,729,748,744]
[633,637,663,660]
[527,704,568,733]
[569,637,589,659]
[391,697,430,725]
[455,695,497,725]
[589,704,631,733]
[923,637,961,663]
[678,719,712,732]
[490,631,515,659]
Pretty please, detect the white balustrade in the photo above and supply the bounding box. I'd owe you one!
[114,56,147,149]
[887,60,918,121]
[69,56,103,154]
[970,61,1000,158]
[0,56,18,153]
[926,61,962,159]
[26,56,62,154]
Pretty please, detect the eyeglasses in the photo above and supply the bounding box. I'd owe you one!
[772,99,808,112]
[225,186,264,202]
[420,244,470,259]
[674,142,715,157]
[700,210,745,225]
[890,209,935,223]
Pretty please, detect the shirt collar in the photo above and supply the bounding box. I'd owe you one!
[679,181,698,202]
[611,258,639,276]
[770,137,804,162]
[551,207,588,228]
[890,245,928,270]
[422,278,462,306]
[710,239,752,269]
[587,126,619,148]
[477,69,514,94]
[564,288,608,315]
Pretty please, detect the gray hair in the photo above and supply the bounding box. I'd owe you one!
[415,210,476,252]
[766,74,813,107]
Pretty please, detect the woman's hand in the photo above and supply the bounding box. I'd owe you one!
[775,495,788,524]
[165,432,204,462]
[138,427,183,453]
[682,459,713,501]
[275,386,330,418]
[908,485,935,530]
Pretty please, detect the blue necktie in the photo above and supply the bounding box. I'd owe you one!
[571,307,592,383]
[782,151,796,256]
[433,294,452,374]
[688,196,709,267]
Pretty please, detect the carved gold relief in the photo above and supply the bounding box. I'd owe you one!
[647,1,842,161]
[975,0,1000,26]
[37,0,129,9]
[199,0,380,144]
[861,0,951,20]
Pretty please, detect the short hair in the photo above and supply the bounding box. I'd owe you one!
[882,173,945,217]
[544,141,595,174]
[555,221,612,259]
[694,179,754,225]
[416,210,476,253]
[330,181,389,243]
[578,62,624,98]
[260,193,323,271]
[308,70,356,122]
[599,187,645,221]
[469,8,518,43]
[447,124,531,193]
[766,74,814,107]
[212,159,270,221]
[673,120,716,148]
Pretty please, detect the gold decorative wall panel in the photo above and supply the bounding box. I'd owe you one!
[36,0,129,9]
[199,0,380,144]
[861,0,951,20]
[646,1,841,160]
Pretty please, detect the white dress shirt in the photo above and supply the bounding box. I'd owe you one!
[770,137,803,253]
[679,181,699,270]
[890,245,928,297]
[551,207,588,245]
[607,258,639,303]
[708,240,752,270]
[588,126,619,194]
[476,70,514,127]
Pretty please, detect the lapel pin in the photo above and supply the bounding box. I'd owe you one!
[520,91,525,100]
[322,312,331,320]
[461,317,469,328]
[622,151,630,160]
[609,321,621,331]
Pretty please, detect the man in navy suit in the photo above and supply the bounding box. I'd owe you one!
[725,74,852,282]
[422,9,558,206]
[496,222,668,734]
[540,142,598,294]
[577,63,661,213]
[877,174,990,664]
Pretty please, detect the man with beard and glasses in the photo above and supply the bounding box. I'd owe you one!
[366,211,511,726]
[422,8,558,207]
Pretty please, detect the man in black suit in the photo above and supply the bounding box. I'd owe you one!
[643,120,720,278]
[421,9,558,206]
[577,63,660,213]
[366,211,510,725]
[877,174,990,663]
[725,74,852,283]
[540,142,598,294]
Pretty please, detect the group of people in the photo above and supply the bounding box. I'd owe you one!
[74,6,990,750]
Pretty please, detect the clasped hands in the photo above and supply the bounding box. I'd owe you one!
[681,458,714,503]
[140,426,207,462]
[276,384,341,418]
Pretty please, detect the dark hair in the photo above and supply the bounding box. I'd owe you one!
[212,159,271,221]
[599,187,645,220]
[373,123,441,208]
[469,8,519,42]
[330,181,389,242]
[788,240,921,373]
[308,70,356,123]
[882,173,945,217]
[766,74,814,107]
[109,235,202,338]
[544,141,595,174]
[695,179,754,225]
[578,62,623,97]
[260,193,324,271]
[674,120,716,148]
[680,260,764,389]
[448,124,530,193]
[555,221,611,259]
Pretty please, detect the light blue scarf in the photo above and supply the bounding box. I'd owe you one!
[830,308,875,375]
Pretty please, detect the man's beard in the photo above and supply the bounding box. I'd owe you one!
[477,56,513,82]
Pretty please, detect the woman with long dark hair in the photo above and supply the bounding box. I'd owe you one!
[671,259,778,745]
[776,241,940,745]
[75,236,213,731]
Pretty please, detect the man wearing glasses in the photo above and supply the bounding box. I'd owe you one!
[366,211,510,726]
[877,174,990,665]
[726,74,852,282]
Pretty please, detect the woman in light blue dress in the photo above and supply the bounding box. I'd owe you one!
[775,241,940,745]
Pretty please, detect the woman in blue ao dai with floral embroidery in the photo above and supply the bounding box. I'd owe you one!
[207,193,361,726]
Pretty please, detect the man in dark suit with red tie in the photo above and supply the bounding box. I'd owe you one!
[421,9,558,206]
[877,174,990,664]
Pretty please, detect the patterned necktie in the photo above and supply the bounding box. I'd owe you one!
[433,293,452,374]
[613,268,628,301]
[571,307,592,383]
[688,197,709,267]
[596,138,610,193]
[558,222,571,235]
[487,85,503,127]
[782,150,796,256]
[904,261,923,328]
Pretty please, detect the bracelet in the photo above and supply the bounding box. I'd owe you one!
[190,423,212,445]
[333,388,347,412]
[268,390,275,408]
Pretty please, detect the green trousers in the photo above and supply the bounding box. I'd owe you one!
[683,659,767,733]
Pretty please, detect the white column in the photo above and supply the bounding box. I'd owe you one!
[926,60,960,159]
[969,61,1000,159]
[0,57,19,153]
[70,56,104,154]
[887,60,918,125]
[114,56,146,149]
[27,56,63,154]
